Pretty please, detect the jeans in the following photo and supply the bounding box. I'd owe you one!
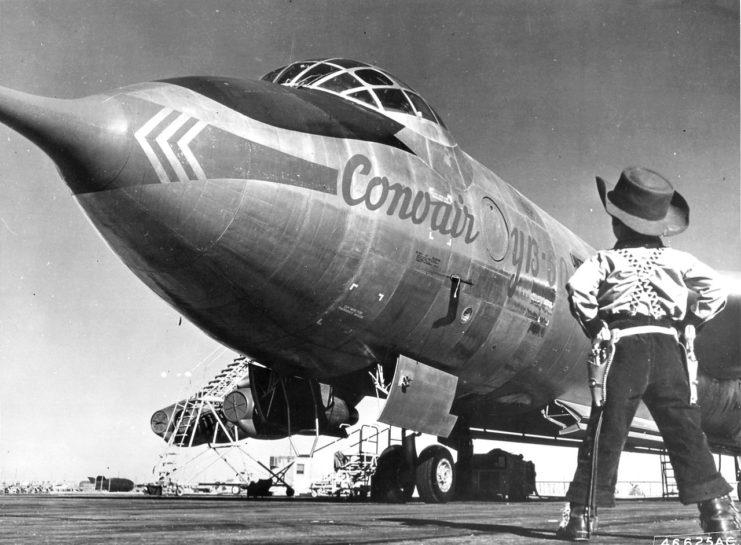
[565,328,732,506]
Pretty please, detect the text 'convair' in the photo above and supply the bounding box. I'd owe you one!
[341,154,479,243]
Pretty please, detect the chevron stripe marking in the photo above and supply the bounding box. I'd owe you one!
[135,107,209,184]
[170,118,200,181]
[134,107,174,184]
[178,120,208,181]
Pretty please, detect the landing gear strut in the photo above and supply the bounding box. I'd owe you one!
[370,434,416,503]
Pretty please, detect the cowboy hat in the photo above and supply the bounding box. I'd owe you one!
[596,167,689,236]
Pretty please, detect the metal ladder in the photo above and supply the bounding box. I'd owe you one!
[169,356,252,448]
[660,453,678,498]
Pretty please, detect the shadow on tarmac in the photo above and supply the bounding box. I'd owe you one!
[385,517,654,542]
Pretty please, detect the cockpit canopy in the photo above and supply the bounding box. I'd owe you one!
[261,58,447,129]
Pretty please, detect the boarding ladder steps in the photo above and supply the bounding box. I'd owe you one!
[170,357,253,448]
[341,426,385,485]
[660,453,678,497]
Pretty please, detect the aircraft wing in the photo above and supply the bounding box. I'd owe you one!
[460,399,665,454]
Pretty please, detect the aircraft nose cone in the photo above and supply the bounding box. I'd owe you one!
[0,86,130,194]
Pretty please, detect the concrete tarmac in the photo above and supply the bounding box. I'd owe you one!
[0,494,738,544]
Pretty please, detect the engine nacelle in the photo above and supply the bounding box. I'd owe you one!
[698,372,741,448]
[222,365,358,439]
[150,404,178,441]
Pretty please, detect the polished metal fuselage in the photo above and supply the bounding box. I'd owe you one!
[68,79,596,414]
[1,71,738,443]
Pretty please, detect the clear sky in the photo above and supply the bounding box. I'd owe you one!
[0,0,738,485]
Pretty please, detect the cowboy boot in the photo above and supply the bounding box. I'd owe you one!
[698,495,741,536]
[556,504,596,541]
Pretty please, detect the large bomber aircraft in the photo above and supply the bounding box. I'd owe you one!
[1,58,739,502]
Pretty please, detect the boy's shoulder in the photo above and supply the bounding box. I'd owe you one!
[594,245,695,265]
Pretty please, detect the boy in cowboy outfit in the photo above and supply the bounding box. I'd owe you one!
[557,167,740,541]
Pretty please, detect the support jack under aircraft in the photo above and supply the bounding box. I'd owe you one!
[1,58,739,503]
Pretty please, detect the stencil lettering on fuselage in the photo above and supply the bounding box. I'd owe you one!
[341,154,479,243]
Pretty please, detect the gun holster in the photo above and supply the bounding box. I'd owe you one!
[587,344,612,407]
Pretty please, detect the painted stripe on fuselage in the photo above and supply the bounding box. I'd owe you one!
[196,125,338,194]
[161,77,413,155]
[126,90,346,195]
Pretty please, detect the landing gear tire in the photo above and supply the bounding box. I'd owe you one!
[416,445,455,504]
[370,445,415,503]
